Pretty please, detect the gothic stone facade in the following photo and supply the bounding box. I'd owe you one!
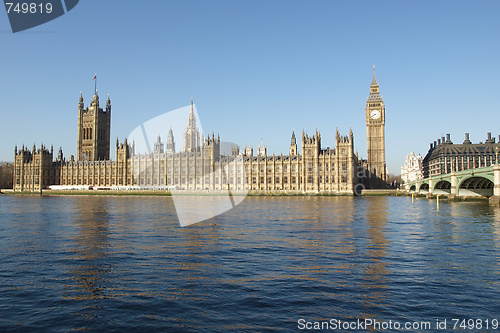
[131,129,358,193]
[14,68,385,193]
[13,94,359,193]
[14,141,132,191]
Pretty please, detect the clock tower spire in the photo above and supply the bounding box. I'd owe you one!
[365,65,387,183]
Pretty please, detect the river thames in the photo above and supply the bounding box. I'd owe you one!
[1,195,499,332]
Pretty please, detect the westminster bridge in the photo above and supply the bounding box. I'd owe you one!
[406,164,500,199]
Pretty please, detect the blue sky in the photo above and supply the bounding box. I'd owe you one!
[1,0,499,174]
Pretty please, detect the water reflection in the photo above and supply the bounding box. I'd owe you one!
[64,197,113,301]
[490,206,500,245]
[361,197,389,312]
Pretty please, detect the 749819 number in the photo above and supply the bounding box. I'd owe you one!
[452,319,499,330]
[5,2,53,14]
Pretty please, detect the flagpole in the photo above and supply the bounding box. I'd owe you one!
[94,74,97,96]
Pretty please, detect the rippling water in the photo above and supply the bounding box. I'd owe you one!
[1,195,500,332]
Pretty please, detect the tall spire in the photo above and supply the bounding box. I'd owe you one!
[371,64,378,86]
[368,65,381,100]
[190,97,194,117]
[166,127,175,155]
[184,98,200,152]
[188,98,196,128]
[79,91,84,110]
[106,93,111,112]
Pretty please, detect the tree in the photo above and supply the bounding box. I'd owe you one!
[0,162,14,189]
[387,173,401,189]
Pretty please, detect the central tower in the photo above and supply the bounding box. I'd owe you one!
[77,91,111,161]
[365,65,386,182]
[183,98,200,152]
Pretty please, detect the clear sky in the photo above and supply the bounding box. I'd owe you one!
[1,0,499,174]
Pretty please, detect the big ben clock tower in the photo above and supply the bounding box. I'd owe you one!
[365,65,387,182]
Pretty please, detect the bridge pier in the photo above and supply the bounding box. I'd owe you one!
[489,164,500,206]
[428,179,434,195]
[450,172,457,197]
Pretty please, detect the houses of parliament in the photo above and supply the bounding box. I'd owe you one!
[13,69,387,193]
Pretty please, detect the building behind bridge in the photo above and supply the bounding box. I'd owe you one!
[401,151,423,185]
[422,132,500,178]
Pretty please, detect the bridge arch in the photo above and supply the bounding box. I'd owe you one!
[434,180,452,194]
[458,176,494,197]
[418,183,429,194]
[409,185,416,192]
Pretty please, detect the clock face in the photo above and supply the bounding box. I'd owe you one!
[370,110,381,120]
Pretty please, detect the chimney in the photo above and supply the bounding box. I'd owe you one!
[437,139,441,145]
[485,132,495,143]
[463,133,471,144]
[446,134,451,143]
[434,140,437,147]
